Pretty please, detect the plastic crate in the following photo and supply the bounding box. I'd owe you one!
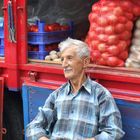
[0,38,4,46]
[0,29,3,38]
[28,44,49,60]
[0,45,4,57]
[0,19,4,38]
[0,27,4,46]
[0,20,4,47]
[28,21,73,45]
[28,51,48,60]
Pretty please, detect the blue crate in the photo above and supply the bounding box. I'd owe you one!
[28,44,50,60]
[28,51,48,60]
[0,27,4,45]
[0,38,4,46]
[0,19,4,38]
[0,45,4,57]
[0,29,4,38]
[28,21,73,45]
[0,19,4,47]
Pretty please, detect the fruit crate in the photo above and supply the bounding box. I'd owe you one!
[28,21,73,59]
[0,24,4,46]
[0,38,4,46]
[28,43,59,60]
[0,45,4,57]
[0,29,3,38]
[0,24,3,37]
[28,21,73,45]
[28,51,48,60]
[0,22,4,56]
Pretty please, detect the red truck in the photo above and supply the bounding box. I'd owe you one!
[0,0,140,140]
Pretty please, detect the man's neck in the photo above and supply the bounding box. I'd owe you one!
[70,74,87,94]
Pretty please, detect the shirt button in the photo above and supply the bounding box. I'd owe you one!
[71,110,74,113]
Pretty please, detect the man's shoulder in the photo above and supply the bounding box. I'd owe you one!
[89,78,112,98]
[87,78,104,90]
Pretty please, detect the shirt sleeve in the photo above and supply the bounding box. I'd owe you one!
[94,90,125,140]
[26,92,56,140]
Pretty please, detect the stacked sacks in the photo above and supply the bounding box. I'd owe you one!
[86,0,140,67]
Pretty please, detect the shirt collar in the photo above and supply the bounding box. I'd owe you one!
[66,76,92,95]
[66,82,71,95]
[82,76,92,95]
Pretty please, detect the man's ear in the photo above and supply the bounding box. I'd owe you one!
[83,57,90,68]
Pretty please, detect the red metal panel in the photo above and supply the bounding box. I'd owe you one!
[0,77,4,140]
[24,80,61,90]
[16,0,27,64]
[2,0,24,90]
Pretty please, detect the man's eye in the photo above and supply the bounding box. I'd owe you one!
[61,58,64,62]
[67,56,73,60]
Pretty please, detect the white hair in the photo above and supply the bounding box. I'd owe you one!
[58,37,90,58]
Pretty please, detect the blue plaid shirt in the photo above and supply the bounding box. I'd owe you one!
[26,77,124,140]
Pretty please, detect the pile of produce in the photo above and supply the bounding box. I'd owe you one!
[44,43,61,62]
[45,50,61,62]
[125,18,140,68]
[86,0,140,67]
[28,23,70,32]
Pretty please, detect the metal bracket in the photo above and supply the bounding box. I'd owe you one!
[28,71,38,81]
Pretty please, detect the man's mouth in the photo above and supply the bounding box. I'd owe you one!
[64,68,72,73]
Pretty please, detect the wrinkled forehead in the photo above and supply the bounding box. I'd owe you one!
[61,45,79,54]
[60,45,80,58]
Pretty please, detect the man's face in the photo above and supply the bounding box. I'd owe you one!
[61,46,86,81]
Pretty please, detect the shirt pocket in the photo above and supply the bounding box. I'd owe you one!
[80,104,99,137]
[80,103,99,122]
[75,121,98,138]
[55,100,70,119]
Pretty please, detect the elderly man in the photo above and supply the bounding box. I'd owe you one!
[26,38,124,140]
